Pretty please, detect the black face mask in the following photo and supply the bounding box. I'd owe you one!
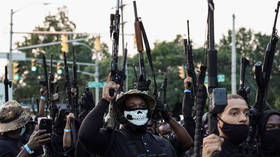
[219,118,249,145]
[261,129,280,154]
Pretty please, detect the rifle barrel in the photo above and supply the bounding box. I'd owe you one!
[133,1,138,20]
[187,20,190,44]
[272,2,280,35]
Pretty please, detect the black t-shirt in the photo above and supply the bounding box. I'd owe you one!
[0,135,20,157]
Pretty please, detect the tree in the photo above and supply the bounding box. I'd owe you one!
[127,35,206,113]
[14,6,109,104]
[218,27,280,110]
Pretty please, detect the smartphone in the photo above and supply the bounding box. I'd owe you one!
[38,118,52,134]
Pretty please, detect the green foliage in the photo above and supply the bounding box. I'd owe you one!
[218,27,280,110]
[13,6,109,104]
[13,7,280,112]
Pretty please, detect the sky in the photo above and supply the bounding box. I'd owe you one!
[0,0,279,74]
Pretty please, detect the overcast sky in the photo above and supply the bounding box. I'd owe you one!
[0,0,279,73]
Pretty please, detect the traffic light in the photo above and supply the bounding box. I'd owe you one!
[94,36,101,51]
[57,63,63,75]
[31,59,37,72]
[178,66,185,79]
[12,62,20,81]
[61,34,68,53]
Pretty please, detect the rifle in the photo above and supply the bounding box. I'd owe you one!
[160,73,167,105]
[49,55,57,122]
[63,52,72,110]
[4,66,12,102]
[207,0,218,91]
[133,1,158,95]
[184,20,197,96]
[133,1,150,92]
[72,49,79,118]
[192,66,207,157]
[134,1,166,123]
[237,58,250,103]
[40,54,49,111]
[206,7,228,157]
[71,49,79,146]
[47,56,57,156]
[106,0,126,128]
[122,43,128,90]
[46,56,66,156]
[207,0,219,135]
[247,2,280,153]
[109,0,126,96]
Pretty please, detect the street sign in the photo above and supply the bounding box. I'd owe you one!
[217,75,225,82]
[205,74,225,83]
[0,52,26,61]
[88,81,106,88]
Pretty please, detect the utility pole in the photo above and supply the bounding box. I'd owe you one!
[232,14,237,94]
[8,3,52,100]
[8,9,14,101]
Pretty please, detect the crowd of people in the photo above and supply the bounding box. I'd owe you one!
[0,73,279,157]
[1,0,280,156]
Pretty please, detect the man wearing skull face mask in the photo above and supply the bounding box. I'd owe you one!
[78,74,177,157]
[259,110,280,157]
[202,94,251,157]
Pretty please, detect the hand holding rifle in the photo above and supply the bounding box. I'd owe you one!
[102,73,120,102]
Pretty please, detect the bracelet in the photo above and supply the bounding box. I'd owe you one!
[64,129,71,133]
[184,89,191,93]
[24,144,34,154]
[40,96,46,101]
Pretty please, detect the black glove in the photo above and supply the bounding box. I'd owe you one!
[155,98,171,122]
[134,80,151,91]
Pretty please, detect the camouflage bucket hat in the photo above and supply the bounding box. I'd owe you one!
[0,100,31,133]
[116,89,156,113]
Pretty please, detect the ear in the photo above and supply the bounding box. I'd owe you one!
[217,119,222,129]
[216,113,223,129]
